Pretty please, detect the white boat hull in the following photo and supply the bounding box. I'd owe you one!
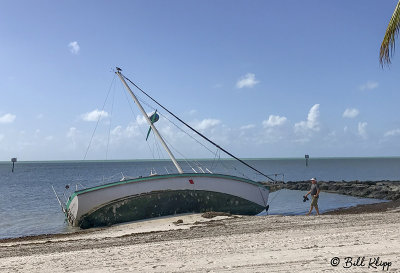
[66,173,269,228]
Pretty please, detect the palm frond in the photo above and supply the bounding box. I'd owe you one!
[380,1,400,66]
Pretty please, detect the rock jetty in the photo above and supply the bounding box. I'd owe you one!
[263,181,400,200]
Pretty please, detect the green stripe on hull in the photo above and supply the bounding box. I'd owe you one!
[66,173,268,210]
[77,190,265,229]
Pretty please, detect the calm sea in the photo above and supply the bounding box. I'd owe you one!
[0,157,398,239]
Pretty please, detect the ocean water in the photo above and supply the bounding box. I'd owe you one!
[0,157,398,239]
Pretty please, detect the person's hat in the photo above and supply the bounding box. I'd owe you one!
[310,178,317,181]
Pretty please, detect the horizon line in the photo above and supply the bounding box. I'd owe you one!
[1,156,400,164]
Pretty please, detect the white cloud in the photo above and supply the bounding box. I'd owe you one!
[0,113,16,124]
[359,81,378,91]
[194,119,221,131]
[81,109,109,122]
[45,135,54,141]
[0,134,4,142]
[36,113,44,119]
[262,115,287,128]
[236,73,259,88]
[136,115,147,125]
[240,124,256,130]
[358,122,368,139]
[328,130,337,137]
[68,41,80,54]
[126,123,141,137]
[384,129,400,137]
[67,127,77,138]
[294,104,320,134]
[111,125,123,136]
[111,123,141,139]
[342,108,359,118]
[67,127,78,149]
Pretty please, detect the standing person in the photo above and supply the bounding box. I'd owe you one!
[305,178,320,215]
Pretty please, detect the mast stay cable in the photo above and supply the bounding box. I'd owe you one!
[84,75,116,160]
[121,71,275,182]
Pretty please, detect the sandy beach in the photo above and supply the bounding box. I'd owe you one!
[1,203,399,273]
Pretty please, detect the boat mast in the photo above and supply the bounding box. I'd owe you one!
[116,68,183,174]
[121,72,275,182]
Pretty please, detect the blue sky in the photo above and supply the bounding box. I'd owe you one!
[1,0,400,161]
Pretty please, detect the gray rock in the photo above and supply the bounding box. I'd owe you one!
[262,181,400,200]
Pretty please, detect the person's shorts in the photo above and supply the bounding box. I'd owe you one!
[311,195,319,207]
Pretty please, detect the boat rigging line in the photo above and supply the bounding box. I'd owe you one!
[116,69,184,174]
[137,96,217,156]
[119,79,157,160]
[118,68,275,182]
[83,75,116,160]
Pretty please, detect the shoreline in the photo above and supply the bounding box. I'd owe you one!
[1,187,398,243]
[1,198,399,244]
[1,208,399,272]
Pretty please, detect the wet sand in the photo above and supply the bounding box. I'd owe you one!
[1,203,399,273]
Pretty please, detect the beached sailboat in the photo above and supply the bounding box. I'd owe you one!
[59,68,272,229]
